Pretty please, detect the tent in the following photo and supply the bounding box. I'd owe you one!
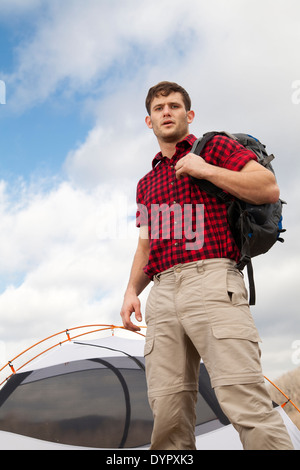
[0,325,299,450]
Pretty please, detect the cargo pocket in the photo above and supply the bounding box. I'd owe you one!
[210,324,263,387]
[212,324,261,343]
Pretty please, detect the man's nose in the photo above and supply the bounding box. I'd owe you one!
[163,105,171,115]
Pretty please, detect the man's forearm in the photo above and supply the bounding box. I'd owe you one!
[125,247,151,296]
[121,233,150,331]
[207,161,280,205]
[175,155,280,205]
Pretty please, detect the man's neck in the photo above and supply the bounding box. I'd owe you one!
[159,141,177,159]
[158,133,189,159]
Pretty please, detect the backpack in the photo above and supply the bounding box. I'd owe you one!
[190,131,286,305]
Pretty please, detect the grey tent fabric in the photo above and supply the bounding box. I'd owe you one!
[0,335,299,450]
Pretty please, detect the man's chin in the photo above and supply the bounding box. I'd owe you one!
[161,131,186,143]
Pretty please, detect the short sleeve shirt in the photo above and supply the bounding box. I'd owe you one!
[136,134,257,279]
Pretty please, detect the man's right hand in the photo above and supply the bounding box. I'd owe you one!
[120,291,143,332]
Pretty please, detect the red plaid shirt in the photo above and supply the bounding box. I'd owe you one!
[136,134,257,279]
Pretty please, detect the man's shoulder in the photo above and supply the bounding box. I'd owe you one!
[204,133,244,152]
[200,132,257,169]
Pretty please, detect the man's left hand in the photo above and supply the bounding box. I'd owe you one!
[175,153,211,180]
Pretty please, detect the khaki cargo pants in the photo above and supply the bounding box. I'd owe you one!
[144,259,293,450]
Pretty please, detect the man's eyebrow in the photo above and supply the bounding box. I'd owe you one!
[153,100,182,109]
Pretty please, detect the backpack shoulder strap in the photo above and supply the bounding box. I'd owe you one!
[190,131,233,203]
[190,131,218,154]
[190,130,237,154]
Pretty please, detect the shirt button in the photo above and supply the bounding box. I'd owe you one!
[173,200,177,204]
[174,242,179,246]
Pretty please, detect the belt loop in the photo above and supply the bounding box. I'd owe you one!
[196,260,204,273]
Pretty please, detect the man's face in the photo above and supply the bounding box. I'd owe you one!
[145,92,194,145]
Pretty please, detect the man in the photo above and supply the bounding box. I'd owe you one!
[120,81,293,450]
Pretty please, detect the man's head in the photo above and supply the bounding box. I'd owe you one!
[145,81,194,147]
[145,81,191,115]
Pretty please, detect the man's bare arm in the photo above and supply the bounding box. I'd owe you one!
[175,155,280,205]
[120,227,150,332]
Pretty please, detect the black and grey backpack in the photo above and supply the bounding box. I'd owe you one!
[190,131,286,305]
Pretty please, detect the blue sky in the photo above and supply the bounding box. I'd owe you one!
[0,14,95,181]
[0,0,300,382]
[0,102,91,181]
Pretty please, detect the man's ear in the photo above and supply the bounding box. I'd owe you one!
[145,115,153,129]
[187,110,195,124]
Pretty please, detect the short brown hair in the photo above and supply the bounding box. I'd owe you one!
[145,81,191,115]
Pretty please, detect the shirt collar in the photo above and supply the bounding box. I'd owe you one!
[152,134,197,169]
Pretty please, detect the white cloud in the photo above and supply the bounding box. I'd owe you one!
[5,0,300,115]
[5,0,201,111]
[0,178,142,357]
[64,121,156,188]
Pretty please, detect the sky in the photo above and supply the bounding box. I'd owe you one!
[0,0,299,382]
